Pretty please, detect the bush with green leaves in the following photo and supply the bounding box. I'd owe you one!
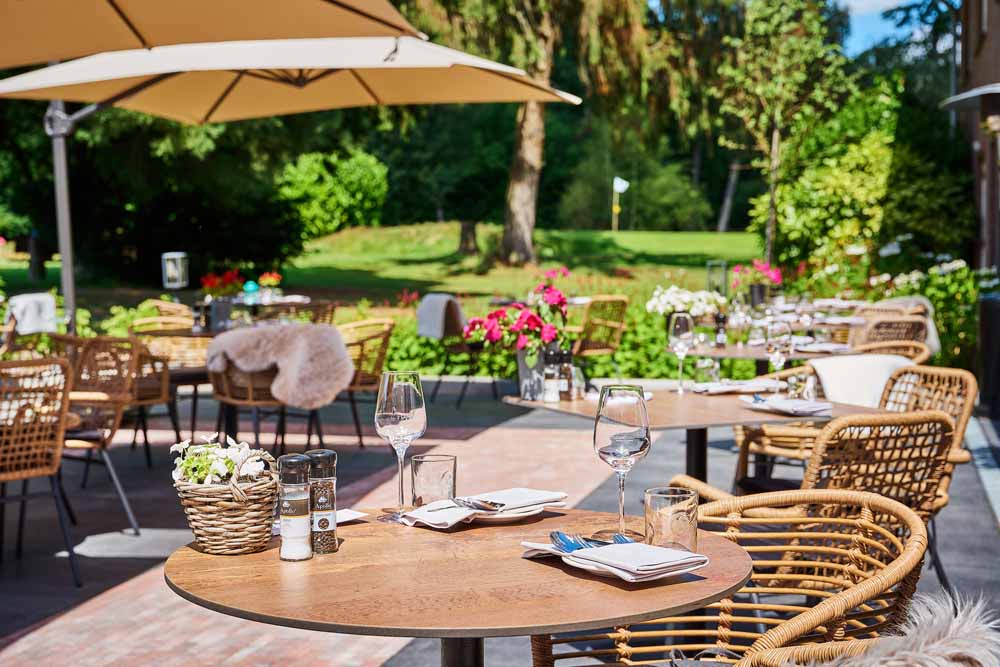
[277,150,389,240]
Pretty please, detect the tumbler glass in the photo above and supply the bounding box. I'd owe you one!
[411,454,457,507]
[644,487,699,552]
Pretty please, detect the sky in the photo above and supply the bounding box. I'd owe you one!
[843,0,914,56]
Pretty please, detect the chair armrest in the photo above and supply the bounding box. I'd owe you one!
[947,448,971,465]
[563,325,583,335]
[668,474,734,503]
[739,639,879,667]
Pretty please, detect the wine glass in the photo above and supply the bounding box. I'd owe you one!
[593,385,650,540]
[374,371,427,522]
[766,321,793,384]
[668,312,695,394]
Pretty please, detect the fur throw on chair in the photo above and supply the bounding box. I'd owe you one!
[822,595,1000,667]
[207,323,355,410]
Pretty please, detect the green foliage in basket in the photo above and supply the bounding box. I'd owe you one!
[100,296,175,337]
[171,436,267,485]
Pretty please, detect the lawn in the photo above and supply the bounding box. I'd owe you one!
[0,223,760,316]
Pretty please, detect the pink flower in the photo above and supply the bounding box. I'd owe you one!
[511,309,543,332]
[540,323,558,343]
[732,264,743,274]
[516,334,530,350]
[463,317,485,338]
[484,320,503,343]
[487,308,508,321]
[542,287,567,310]
[543,266,570,280]
[534,282,547,294]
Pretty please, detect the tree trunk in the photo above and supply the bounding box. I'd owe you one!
[716,161,741,233]
[692,139,704,186]
[764,126,781,263]
[502,11,554,265]
[436,204,445,222]
[458,220,479,255]
[28,230,46,282]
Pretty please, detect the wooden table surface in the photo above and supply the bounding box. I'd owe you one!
[689,343,832,363]
[164,509,752,639]
[504,392,880,431]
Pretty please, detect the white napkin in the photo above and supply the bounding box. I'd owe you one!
[521,541,710,583]
[739,395,832,417]
[401,489,568,529]
[818,315,866,326]
[691,379,784,395]
[796,342,852,354]
[792,335,814,345]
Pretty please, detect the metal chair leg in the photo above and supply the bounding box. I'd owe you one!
[139,406,152,469]
[167,393,182,443]
[99,448,140,536]
[305,410,314,449]
[16,479,28,559]
[312,410,325,447]
[80,447,92,489]
[348,391,363,447]
[0,482,5,563]
[190,384,200,440]
[251,406,261,449]
[50,475,82,587]
[58,467,77,525]
[929,518,956,600]
[491,377,499,400]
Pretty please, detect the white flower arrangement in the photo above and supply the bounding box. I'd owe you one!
[929,259,967,276]
[171,434,268,485]
[646,285,726,318]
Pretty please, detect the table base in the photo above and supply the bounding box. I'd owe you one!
[685,428,708,481]
[441,637,484,667]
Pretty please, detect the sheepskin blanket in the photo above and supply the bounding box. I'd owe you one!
[207,323,354,410]
[821,595,1000,667]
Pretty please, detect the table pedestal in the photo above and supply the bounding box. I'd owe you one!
[685,428,708,481]
[441,637,484,667]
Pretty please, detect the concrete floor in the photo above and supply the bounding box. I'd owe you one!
[1,381,998,666]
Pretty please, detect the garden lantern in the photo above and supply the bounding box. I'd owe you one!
[161,252,189,290]
[706,260,728,297]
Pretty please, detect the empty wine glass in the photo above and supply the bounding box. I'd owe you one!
[747,323,766,347]
[593,385,650,540]
[668,312,695,394]
[766,321,793,383]
[375,371,427,522]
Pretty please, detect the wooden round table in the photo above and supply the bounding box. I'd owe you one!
[165,509,752,667]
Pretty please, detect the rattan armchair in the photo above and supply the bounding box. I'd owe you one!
[857,316,928,345]
[256,301,336,325]
[0,358,80,586]
[530,489,928,667]
[147,299,193,319]
[566,295,629,388]
[852,340,931,363]
[129,341,181,467]
[133,326,210,440]
[60,336,142,536]
[131,315,195,332]
[338,318,395,447]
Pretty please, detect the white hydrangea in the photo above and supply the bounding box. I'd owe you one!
[878,242,901,258]
[646,285,726,317]
[929,259,967,276]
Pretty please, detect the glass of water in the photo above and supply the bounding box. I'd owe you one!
[411,454,457,507]
[766,321,793,382]
[668,312,695,394]
[644,487,699,552]
[375,371,427,522]
[593,385,650,540]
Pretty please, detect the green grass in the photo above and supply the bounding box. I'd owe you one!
[0,223,760,315]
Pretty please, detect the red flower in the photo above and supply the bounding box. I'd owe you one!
[463,317,485,338]
[484,320,503,343]
[543,266,570,280]
[542,287,567,314]
[511,309,542,332]
[200,273,220,289]
[487,308,509,321]
[540,323,558,343]
[220,269,243,286]
[516,334,530,350]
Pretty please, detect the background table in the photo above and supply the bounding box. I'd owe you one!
[505,393,881,481]
[165,509,752,667]
[690,342,833,375]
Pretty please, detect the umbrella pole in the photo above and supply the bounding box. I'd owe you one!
[45,100,77,334]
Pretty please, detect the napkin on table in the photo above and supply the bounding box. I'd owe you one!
[796,342,852,354]
[400,488,568,529]
[739,395,832,417]
[692,380,784,395]
[521,541,709,583]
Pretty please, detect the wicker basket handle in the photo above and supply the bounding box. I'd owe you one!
[228,450,278,503]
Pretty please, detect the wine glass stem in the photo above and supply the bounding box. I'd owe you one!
[394,440,408,510]
[677,355,685,393]
[617,471,627,534]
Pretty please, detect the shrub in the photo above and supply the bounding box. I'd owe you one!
[277,150,388,240]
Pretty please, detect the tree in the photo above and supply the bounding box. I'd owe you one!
[404,0,647,264]
[715,0,853,262]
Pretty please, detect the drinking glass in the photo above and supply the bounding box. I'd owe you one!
[644,487,699,552]
[747,323,766,347]
[766,321,793,381]
[668,312,695,394]
[411,454,457,507]
[375,371,427,522]
[695,357,720,383]
[593,385,651,540]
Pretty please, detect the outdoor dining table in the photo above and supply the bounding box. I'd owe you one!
[689,342,844,375]
[164,508,753,667]
[504,393,882,482]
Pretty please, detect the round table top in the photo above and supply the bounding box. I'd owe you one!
[689,343,831,362]
[164,508,752,639]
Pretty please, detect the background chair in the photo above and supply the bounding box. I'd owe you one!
[133,325,211,439]
[129,341,181,466]
[0,358,79,586]
[338,318,395,446]
[852,340,931,363]
[857,316,928,345]
[147,299,193,319]
[256,301,336,325]
[565,295,628,388]
[530,489,927,667]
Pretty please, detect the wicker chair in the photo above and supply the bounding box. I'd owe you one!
[338,318,395,447]
[147,299,193,319]
[530,489,928,667]
[566,295,629,387]
[129,341,181,467]
[856,316,928,346]
[256,301,336,325]
[60,336,142,536]
[131,315,195,332]
[852,340,931,363]
[133,327,210,439]
[0,358,80,586]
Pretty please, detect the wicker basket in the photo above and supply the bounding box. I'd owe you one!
[175,452,278,555]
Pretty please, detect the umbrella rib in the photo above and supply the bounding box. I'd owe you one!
[203,71,244,124]
[105,0,150,48]
[349,70,382,104]
[319,0,418,37]
[474,67,568,103]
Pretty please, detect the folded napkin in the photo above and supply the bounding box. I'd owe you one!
[691,379,784,395]
[400,488,568,529]
[796,342,852,354]
[792,335,814,346]
[739,395,832,417]
[522,541,709,583]
[818,315,866,326]
[774,313,799,322]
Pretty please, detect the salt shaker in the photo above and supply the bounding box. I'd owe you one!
[277,454,312,561]
[305,449,338,555]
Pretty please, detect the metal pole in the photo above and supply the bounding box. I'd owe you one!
[45,100,77,333]
[611,190,620,232]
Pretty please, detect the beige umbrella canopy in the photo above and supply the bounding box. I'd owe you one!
[0,0,421,68]
[0,37,580,123]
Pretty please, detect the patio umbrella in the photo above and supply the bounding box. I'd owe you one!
[0,1,422,68]
[0,37,580,326]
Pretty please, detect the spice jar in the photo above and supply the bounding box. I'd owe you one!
[305,449,338,555]
[542,349,561,403]
[558,350,574,401]
[277,454,312,561]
